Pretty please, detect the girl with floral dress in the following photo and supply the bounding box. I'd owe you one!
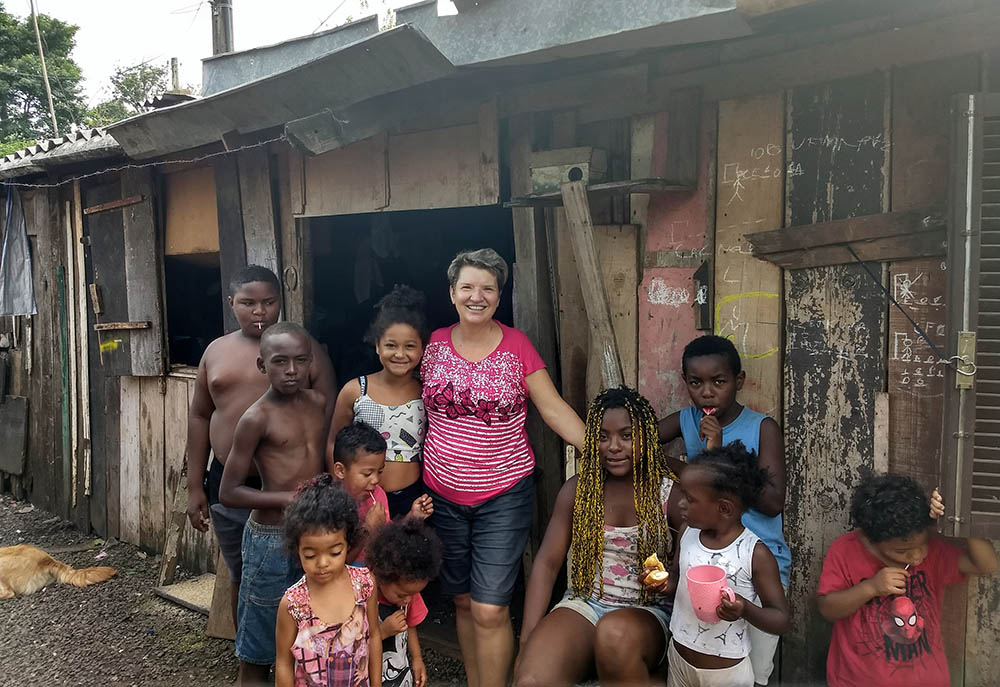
[276,475,382,687]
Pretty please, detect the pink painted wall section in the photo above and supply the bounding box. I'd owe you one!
[638,105,716,416]
[640,267,701,413]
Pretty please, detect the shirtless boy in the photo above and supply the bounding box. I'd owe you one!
[220,322,329,685]
[184,265,335,627]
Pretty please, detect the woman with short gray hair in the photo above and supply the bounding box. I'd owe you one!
[421,248,585,687]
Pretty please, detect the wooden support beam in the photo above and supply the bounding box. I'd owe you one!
[559,180,624,389]
[92,321,152,331]
[760,230,946,270]
[667,88,701,187]
[508,178,692,208]
[83,195,143,215]
[747,208,944,254]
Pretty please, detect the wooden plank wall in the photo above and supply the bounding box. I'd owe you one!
[714,95,784,417]
[7,190,64,513]
[119,374,217,573]
[782,71,891,682]
[638,105,716,415]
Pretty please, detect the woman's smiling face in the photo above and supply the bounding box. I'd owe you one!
[450,266,500,325]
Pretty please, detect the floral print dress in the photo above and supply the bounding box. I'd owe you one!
[284,566,374,687]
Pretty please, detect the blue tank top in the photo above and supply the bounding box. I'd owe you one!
[679,405,791,585]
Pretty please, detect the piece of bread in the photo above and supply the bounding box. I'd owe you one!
[646,570,669,584]
[642,553,665,572]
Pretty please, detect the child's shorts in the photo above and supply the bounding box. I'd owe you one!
[554,593,672,662]
[236,517,303,666]
[666,639,753,687]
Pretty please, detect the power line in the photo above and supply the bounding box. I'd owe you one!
[0,134,287,189]
[313,0,351,33]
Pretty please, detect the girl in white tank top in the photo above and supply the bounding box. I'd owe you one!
[656,441,790,687]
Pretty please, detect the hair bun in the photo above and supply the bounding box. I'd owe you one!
[376,284,426,311]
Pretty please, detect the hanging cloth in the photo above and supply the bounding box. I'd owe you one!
[0,188,37,316]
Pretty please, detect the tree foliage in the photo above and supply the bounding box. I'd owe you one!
[85,62,168,127]
[0,3,86,144]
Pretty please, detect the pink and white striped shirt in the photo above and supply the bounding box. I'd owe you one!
[420,322,545,506]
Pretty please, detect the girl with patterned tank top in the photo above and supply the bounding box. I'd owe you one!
[515,387,683,687]
[650,442,789,687]
[276,475,381,687]
[328,285,429,518]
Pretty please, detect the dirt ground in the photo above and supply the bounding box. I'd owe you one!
[0,494,465,686]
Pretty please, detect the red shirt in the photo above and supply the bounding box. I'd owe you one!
[818,530,964,687]
[420,323,545,506]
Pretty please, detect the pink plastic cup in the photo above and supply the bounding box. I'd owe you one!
[686,564,736,623]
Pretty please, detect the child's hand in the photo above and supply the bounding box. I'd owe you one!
[364,501,387,531]
[639,569,676,596]
[929,488,945,520]
[716,591,746,621]
[409,494,434,520]
[700,415,723,450]
[380,609,407,637]
[868,566,909,597]
[412,656,427,687]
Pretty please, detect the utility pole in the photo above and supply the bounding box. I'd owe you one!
[170,57,180,90]
[29,0,58,136]
[210,0,234,55]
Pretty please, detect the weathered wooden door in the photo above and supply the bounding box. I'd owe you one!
[80,169,163,539]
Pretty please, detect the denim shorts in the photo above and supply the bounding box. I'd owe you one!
[236,518,303,665]
[205,457,261,583]
[554,593,672,662]
[210,503,251,582]
[428,474,533,606]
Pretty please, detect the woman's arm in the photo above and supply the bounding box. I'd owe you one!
[367,590,383,687]
[525,370,585,450]
[274,596,296,687]
[326,379,361,473]
[755,418,786,517]
[519,479,576,646]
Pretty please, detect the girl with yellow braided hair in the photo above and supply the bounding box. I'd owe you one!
[514,386,682,687]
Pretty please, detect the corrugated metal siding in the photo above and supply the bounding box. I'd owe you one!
[973,114,1000,518]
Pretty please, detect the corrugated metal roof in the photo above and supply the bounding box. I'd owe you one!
[0,128,122,180]
[109,24,456,160]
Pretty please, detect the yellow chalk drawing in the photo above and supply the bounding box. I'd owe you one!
[100,338,122,353]
[714,291,780,360]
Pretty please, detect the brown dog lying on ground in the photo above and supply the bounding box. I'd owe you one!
[0,544,117,598]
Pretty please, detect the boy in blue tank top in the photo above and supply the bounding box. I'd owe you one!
[658,335,789,686]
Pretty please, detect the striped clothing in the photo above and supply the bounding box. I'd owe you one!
[420,322,545,506]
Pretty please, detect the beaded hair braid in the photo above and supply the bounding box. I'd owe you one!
[570,386,679,603]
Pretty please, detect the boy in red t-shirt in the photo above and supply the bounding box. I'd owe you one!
[818,475,997,686]
[366,518,442,687]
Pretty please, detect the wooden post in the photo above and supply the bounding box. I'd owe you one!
[559,180,624,389]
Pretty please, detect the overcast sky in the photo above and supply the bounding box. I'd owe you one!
[19,1,414,105]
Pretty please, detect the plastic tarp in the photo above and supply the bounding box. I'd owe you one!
[0,188,37,316]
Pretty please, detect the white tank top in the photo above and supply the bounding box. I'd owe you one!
[669,525,760,659]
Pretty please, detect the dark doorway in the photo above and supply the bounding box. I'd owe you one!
[309,205,516,385]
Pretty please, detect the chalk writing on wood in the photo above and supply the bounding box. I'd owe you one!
[714,291,780,359]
